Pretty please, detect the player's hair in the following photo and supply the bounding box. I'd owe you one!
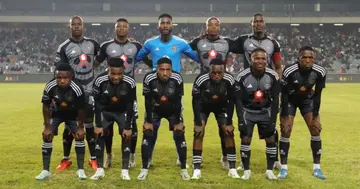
[116,18,128,24]
[108,58,125,68]
[251,47,267,55]
[210,58,225,66]
[158,13,172,20]
[299,46,314,54]
[157,56,172,66]
[56,63,73,72]
[251,13,265,24]
[69,15,84,24]
[206,16,221,25]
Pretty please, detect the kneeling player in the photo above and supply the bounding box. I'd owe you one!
[137,57,190,181]
[235,48,280,180]
[191,58,239,179]
[278,46,327,180]
[35,63,87,180]
[90,58,136,180]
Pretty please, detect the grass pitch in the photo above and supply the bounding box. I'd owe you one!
[0,83,359,189]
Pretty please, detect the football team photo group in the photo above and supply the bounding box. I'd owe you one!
[35,13,328,182]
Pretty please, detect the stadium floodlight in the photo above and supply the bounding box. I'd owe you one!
[334,24,343,26]
[290,24,300,26]
[173,24,178,26]
[140,24,150,26]
[91,23,101,26]
[319,24,323,26]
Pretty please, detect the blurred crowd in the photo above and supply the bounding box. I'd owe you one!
[1,24,360,75]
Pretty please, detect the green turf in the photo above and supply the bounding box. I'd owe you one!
[0,83,358,189]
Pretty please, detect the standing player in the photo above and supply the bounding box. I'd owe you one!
[90,58,136,180]
[55,15,100,171]
[96,18,152,169]
[191,58,239,179]
[35,63,87,180]
[189,16,237,169]
[278,46,327,180]
[137,57,189,180]
[233,13,282,170]
[234,48,280,180]
[136,13,199,167]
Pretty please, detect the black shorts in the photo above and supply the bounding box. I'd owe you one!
[100,111,130,135]
[146,111,181,131]
[50,117,78,136]
[106,115,138,137]
[238,110,275,139]
[198,107,227,126]
[280,99,313,117]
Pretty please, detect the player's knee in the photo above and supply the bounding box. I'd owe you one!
[43,138,53,143]
[224,136,235,148]
[241,137,252,144]
[143,129,153,137]
[309,127,321,136]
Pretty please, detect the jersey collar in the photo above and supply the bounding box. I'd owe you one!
[251,34,267,40]
[69,37,85,43]
[114,38,129,45]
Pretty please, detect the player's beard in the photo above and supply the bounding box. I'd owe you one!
[161,28,172,35]
[72,30,83,40]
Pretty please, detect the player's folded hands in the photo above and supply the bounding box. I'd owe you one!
[42,127,52,141]
[94,127,103,137]
[122,129,132,140]
[223,125,234,136]
[75,127,85,140]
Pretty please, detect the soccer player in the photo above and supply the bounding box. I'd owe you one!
[55,15,100,171]
[233,13,282,170]
[96,18,152,169]
[189,16,238,169]
[90,58,136,180]
[35,63,87,180]
[191,58,240,179]
[137,57,189,180]
[136,13,199,167]
[278,46,327,180]
[234,48,280,180]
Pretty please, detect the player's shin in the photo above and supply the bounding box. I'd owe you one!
[240,140,251,170]
[174,130,187,169]
[42,140,53,171]
[95,136,105,168]
[121,135,131,170]
[193,137,203,169]
[105,127,113,155]
[224,136,236,169]
[131,121,138,154]
[265,137,277,170]
[141,129,153,169]
[311,135,322,168]
[62,128,73,159]
[74,139,86,170]
[274,129,279,162]
[149,121,160,158]
[218,126,227,159]
[85,124,96,160]
[279,136,290,167]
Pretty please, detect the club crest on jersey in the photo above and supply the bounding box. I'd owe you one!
[172,45,177,52]
[208,50,218,59]
[128,49,133,54]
